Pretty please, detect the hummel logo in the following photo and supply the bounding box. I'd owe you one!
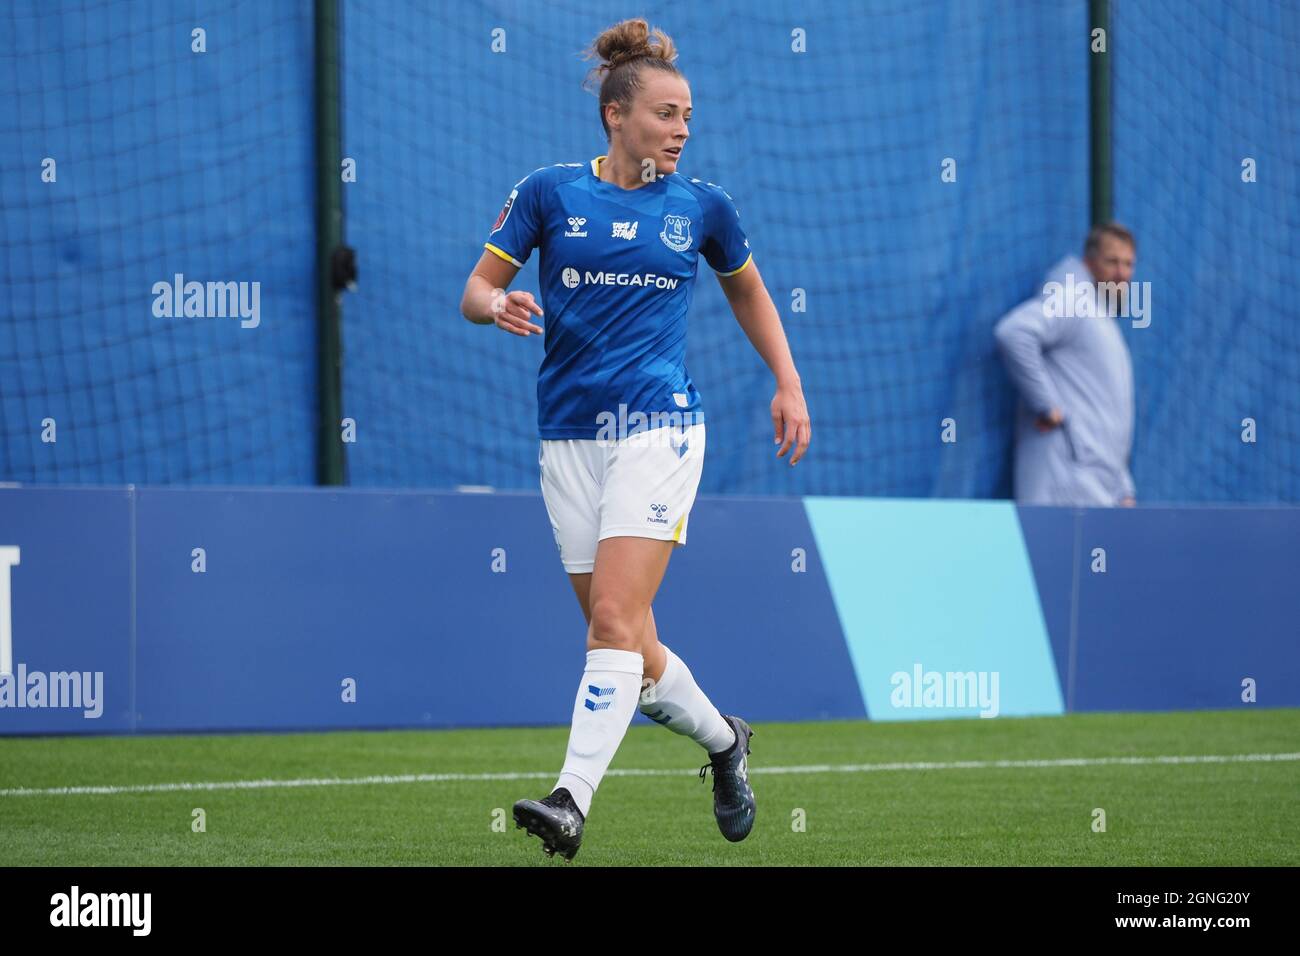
[584,684,615,711]
[612,221,638,240]
[564,217,588,238]
[647,502,669,526]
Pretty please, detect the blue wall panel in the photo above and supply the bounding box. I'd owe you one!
[134,488,580,732]
[1073,507,1300,712]
[0,489,132,733]
[1016,505,1079,708]
[130,489,859,732]
[2,487,1297,735]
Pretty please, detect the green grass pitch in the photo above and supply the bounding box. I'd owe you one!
[1,709,1296,866]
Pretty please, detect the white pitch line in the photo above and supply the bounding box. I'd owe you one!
[2,751,1297,798]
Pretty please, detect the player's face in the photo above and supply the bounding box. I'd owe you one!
[619,73,691,177]
[1086,236,1136,286]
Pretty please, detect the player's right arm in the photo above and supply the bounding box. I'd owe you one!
[461,168,547,336]
[460,250,543,336]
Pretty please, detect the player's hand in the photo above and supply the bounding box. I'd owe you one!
[772,382,811,465]
[1119,496,1136,507]
[1035,407,1064,433]
[491,289,544,337]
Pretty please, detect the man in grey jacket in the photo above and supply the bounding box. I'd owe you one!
[994,224,1138,507]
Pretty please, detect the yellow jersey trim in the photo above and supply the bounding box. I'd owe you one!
[484,242,523,268]
[671,514,686,543]
[715,251,753,277]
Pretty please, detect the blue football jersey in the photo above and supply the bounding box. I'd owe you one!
[484,155,752,439]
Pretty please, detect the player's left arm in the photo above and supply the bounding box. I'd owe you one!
[716,261,811,465]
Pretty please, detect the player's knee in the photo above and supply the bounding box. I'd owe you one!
[587,596,642,652]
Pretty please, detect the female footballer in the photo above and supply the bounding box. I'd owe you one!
[459,18,810,861]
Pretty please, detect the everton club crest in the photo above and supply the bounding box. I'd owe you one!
[659,214,692,252]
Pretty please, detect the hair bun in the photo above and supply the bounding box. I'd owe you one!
[589,17,677,75]
[606,44,651,68]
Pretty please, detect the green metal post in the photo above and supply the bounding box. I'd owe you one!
[315,0,346,485]
[1089,0,1112,225]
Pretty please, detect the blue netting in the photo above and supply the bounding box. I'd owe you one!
[0,0,316,483]
[340,0,1089,497]
[1113,0,1300,502]
[3,1,1295,502]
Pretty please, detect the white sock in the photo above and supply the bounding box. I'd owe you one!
[554,647,644,818]
[639,644,736,754]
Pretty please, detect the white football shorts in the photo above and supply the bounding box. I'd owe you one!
[538,422,706,574]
